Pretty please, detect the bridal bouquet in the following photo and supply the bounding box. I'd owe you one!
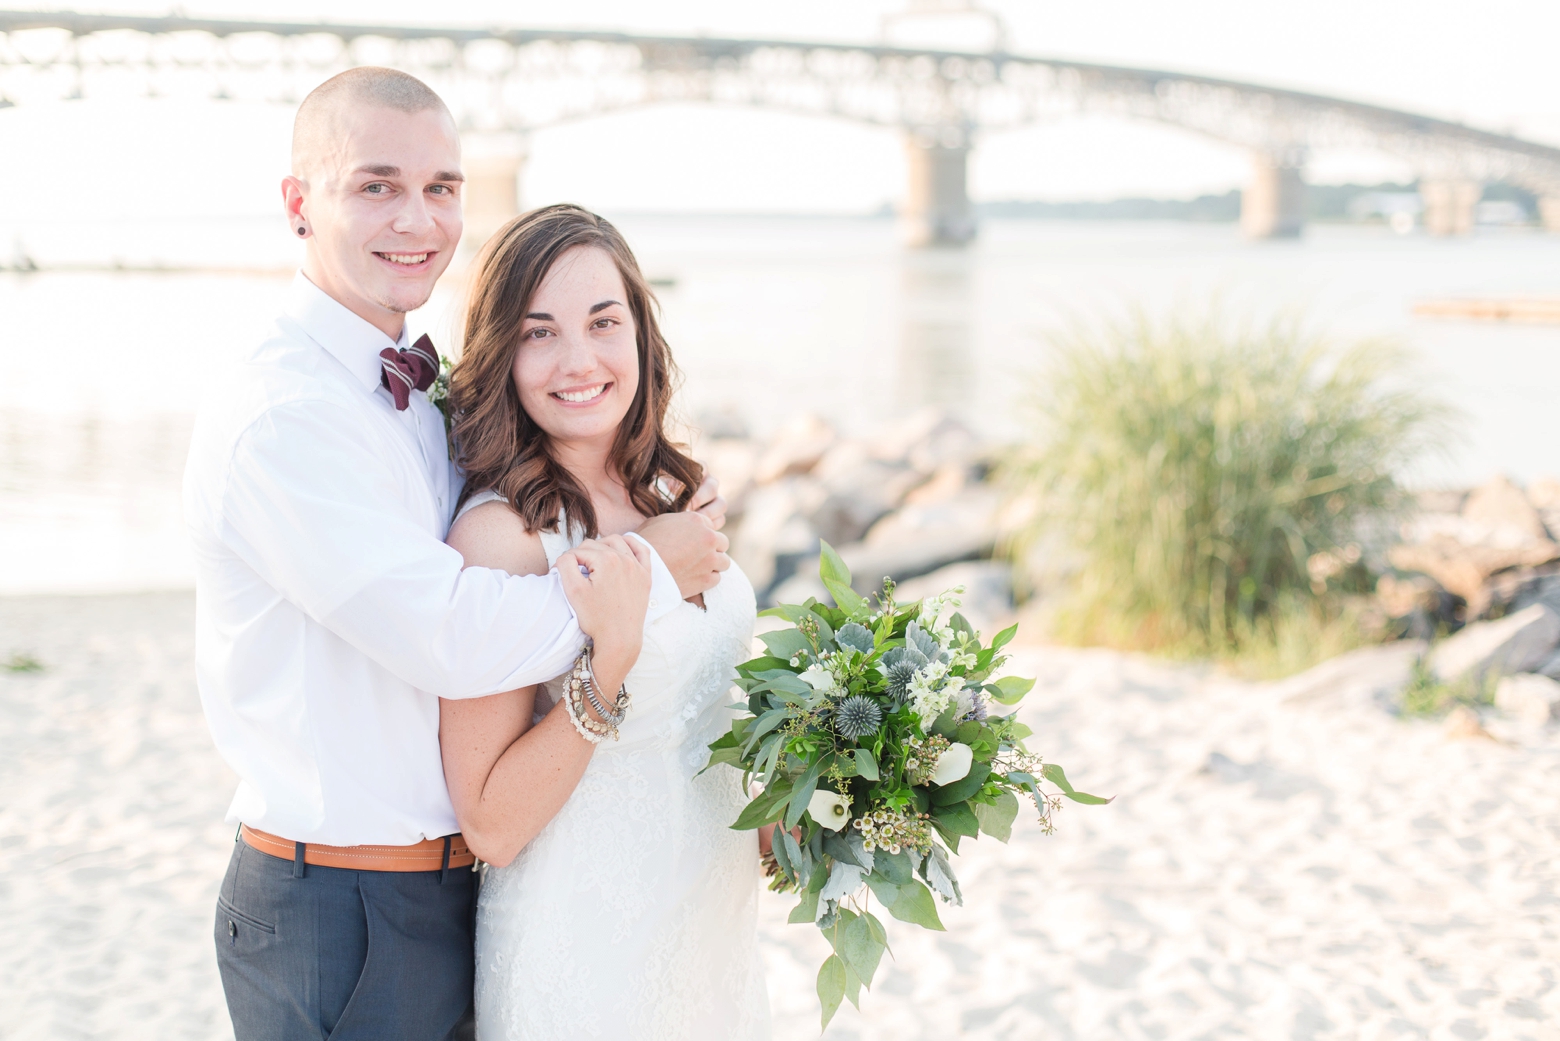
[706,545,1108,1028]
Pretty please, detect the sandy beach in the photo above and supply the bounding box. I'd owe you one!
[2,592,1555,1040]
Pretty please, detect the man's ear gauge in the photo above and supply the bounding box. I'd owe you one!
[297,226,307,237]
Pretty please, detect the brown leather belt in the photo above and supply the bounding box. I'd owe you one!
[240,824,475,873]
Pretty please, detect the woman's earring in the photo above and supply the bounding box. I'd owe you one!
[296,226,307,237]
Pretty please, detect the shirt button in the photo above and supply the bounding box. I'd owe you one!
[649,599,658,610]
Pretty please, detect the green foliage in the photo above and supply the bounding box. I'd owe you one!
[1005,311,1451,665]
[3,652,43,673]
[709,543,1109,1024]
[1400,657,1496,717]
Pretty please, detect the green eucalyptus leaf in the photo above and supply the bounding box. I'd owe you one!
[974,790,1019,842]
[788,886,819,924]
[758,629,813,662]
[990,622,1018,651]
[955,719,983,745]
[931,706,959,738]
[1040,762,1076,793]
[731,782,792,830]
[698,745,743,775]
[818,540,853,589]
[781,827,811,888]
[817,955,847,1029]
[864,872,900,908]
[853,747,880,781]
[1063,790,1114,805]
[875,848,913,885]
[749,667,813,696]
[785,755,831,830]
[742,707,790,754]
[932,762,992,806]
[987,675,1035,704]
[838,912,886,987]
[822,832,867,871]
[886,878,946,931]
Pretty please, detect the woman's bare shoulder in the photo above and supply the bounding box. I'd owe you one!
[447,500,550,577]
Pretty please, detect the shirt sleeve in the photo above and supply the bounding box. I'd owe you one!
[217,399,586,699]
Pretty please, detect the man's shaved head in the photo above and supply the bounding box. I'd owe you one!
[292,67,452,178]
[281,65,463,337]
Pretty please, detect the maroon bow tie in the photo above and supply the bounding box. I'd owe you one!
[379,334,440,411]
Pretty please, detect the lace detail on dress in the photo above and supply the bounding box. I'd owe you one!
[473,509,770,1041]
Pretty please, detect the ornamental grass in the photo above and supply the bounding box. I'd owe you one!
[1005,310,1454,672]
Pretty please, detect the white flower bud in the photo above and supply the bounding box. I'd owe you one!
[931,742,974,786]
[807,789,851,832]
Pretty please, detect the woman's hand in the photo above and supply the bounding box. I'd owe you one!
[557,534,650,691]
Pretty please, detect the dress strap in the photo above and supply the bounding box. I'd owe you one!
[539,508,587,569]
[453,488,507,524]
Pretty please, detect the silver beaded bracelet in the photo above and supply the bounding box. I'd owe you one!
[563,645,631,743]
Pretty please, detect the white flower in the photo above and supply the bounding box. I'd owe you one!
[808,789,851,831]
[908,659,953,728]
[799,664,839,696]
[953,685,977,719]
[931,742,974,786]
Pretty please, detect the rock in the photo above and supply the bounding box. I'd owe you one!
[1463,475,1549,542]
[727,478,824,595]
[1494,673,1560,726]
[1527,477,1560,540]
[1391,477,1560,615]
[892,561,1015,635]
[1533,649,1560,680]
[1374,573,1460,640]
[753,414,836,484]
[694,437,760,517]
[1272,641,1425,710]
[1387,539,1559,617]
[694,405,750,440]
[1427,603,1560,683]
[1443,704,1496,741]
[838,486,1002,592]
[867,409,980,474]
[807,441,923,545]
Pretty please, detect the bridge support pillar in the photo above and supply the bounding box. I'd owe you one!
[462,135,527,251]
[1538,196,1560,232]
[902,134,975,248]
[1241,154,1307,239]
[1421,180,1480,236]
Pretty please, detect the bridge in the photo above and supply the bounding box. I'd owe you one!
[4,8,1560,245]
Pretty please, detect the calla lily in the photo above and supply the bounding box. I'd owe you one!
[931,742,974,786]
[807,789,851,831]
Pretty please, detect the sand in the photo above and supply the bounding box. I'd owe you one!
[2,593,1555,1040]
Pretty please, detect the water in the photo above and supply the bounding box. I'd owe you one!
[3,215,1558,594]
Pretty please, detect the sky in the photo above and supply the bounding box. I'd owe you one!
[3,0,1559,217]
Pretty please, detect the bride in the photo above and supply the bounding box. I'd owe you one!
[438,204,771,1040]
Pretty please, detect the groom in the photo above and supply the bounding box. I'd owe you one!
[184,67,729,1041]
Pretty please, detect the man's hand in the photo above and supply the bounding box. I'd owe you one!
[687,474,727,530]
[556,535,651,680]
[636,511,730,600]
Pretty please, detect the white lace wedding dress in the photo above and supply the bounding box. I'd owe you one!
[462,494,771,1041]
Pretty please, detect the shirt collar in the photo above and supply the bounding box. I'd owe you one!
[284,271,408,394]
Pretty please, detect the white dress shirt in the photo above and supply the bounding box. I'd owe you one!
[183,272,681,846]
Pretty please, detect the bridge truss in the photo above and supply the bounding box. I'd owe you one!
[4,10,1558,241]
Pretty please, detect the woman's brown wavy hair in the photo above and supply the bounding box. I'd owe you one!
[450,204,702,536]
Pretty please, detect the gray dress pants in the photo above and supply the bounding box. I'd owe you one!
[214,838,477,1041]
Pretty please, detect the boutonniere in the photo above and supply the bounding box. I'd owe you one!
[426,357,456,458]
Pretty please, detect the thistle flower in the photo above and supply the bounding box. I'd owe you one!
[834,695,883,740]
